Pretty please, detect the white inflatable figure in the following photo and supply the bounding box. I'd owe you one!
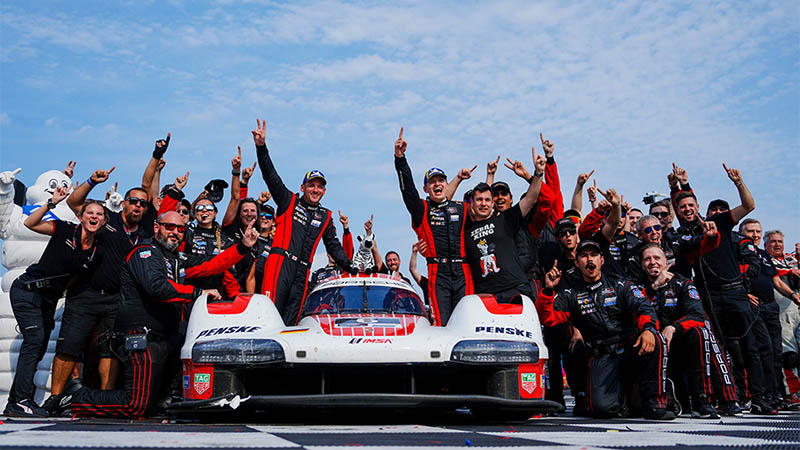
[105,190,123,214]
[0,168,77,408]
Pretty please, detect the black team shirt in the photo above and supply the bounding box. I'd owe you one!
[464,204,528,294]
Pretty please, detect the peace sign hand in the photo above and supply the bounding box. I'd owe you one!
[394,127,407,157]
[63,161,77,178]
[252,119,266,147]
[505,158,531,180]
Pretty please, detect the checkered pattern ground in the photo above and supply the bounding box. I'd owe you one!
[0,411,797,449]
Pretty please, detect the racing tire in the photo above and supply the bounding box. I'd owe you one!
[470,406,534,423]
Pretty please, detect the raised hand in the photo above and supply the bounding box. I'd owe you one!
[52,184,72,203]
[596,199,611,214]
[540,132,554,157]
[232,146,242,171]
[90,166,116,184]
[106,181,118,200]
[0,168,22,187]
[577,169,594,187]
[487,155,500,175]
[544,260,561,289]
[242,222,259,247]
[63,161,76,178]
[258,191,271,203]
[175,172,190,190]
[242,161,257,183]
[394,127,407,157]
[252,119,266,147]
[156,158,166,171]
[415,238,428,254]
[338,210,349,229]
[534,151,547,174]
[153,133,170,159]
[672,162,687,185]
[587,179,597,203]
[667,171,678,188]
[504,158,531,180]
[597,187,620,206]
[457,165,478,180]
[701,218,718,238]
[621,194,632,214]
[364,214,374,235]
[722,163,743,185]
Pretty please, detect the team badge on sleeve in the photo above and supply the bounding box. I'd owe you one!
[688,287,701,300]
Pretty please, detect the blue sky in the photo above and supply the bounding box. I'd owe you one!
[1,1,798,278]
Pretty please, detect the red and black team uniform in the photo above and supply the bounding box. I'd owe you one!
[536,276,669,418]
[641,274,737,411]
[395,155,473,326]
[255,143,353,326]
[68,238,248,417]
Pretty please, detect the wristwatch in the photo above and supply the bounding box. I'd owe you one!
[46,199,56,210]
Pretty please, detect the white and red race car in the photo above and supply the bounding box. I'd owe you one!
[173,274,560,420]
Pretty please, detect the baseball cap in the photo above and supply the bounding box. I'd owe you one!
[260,203,275,217]
[491,181,511,195]
[576,240,602,255]
[204,179,229,203]
[707,199,730,212]
[303,170,327,185]
[554,217,578,235]
[159,183,185,200]
[423,167,447,185]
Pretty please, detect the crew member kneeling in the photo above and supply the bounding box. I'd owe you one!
[50,211,258,417]
[536,240,674,420]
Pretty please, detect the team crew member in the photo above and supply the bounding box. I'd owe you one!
[51,212,259,418]
[252,119,354,325]
[739,219,800,411]
[4,185,103,417]
[463,144,545,301]
[673,163,768,411]
[245,202,276,293]
[394,128,474,325]
[638,244,731,419]
[536,240,673,420]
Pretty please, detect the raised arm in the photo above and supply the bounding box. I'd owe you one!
[571,170,594,214]
[540,133,563,221]
[444,165,477,201]
[66,166,115,216]
[485,155,500,186]
[222,146,244,226]
[142,133,170,202]
[253,118,294,213]
[409,241,424,285]
[393,127,426,228]
[516,144,546,216]
[24,185,70,235]
[722,163,755,223]
[597,188,621,242]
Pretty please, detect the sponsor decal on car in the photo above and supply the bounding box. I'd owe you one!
[520,372,537,394]
[348,338,393,344]
[197,326,261,337]
[474,326,534,339]
[194,373,211,395]
[334,318,401,328]
[280,328,310,334]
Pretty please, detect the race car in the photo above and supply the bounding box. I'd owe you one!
[172,273,560,420]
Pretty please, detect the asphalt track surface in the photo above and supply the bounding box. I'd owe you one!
[0,408,797,449]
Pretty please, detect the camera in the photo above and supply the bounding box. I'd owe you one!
[642,191,666,205]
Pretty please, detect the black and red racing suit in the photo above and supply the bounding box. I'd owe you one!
[256,143,353,325]
[536,276,669,418]
[395,155,474,326]
[70,239,248,417]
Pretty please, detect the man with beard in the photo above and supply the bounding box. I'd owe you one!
[672,163,771,413]
[463,143,545,301]
[638,244,726,419]
[577,189,629,278]
[626,214,720,280]
[536,240,673,420]
[253,119,355,325]
[394,127,474,325]
[50,211,258,417]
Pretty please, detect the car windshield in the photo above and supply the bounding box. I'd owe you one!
[301,282,426,318]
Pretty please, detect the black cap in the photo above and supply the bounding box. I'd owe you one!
[554,217,578,235]
[576,240,602,255]
[179,199,192,211]
[159,183,185,200]
[204,179,229,203]
[491,181,511,195]
[462,189,474,203]
[260,203,275,216]
[707,199,730,212]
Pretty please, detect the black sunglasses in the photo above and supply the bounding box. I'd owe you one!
[557,228,577,238]
[643,224,662,234]
[178,208,190,215]
[651,211,669,218]
[158,222,186,233]
[126,197,146,206]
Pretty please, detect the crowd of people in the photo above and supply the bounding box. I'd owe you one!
[3,119,799,422]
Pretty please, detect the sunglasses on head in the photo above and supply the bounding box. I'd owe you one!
[158,222,186,233]
[126,197,146,206]
[557,228,577,238]
[651,211,669,218]
[195,204,216,212]
[178,208,190,215]
[260,213,274,219]
[643,224,662,234]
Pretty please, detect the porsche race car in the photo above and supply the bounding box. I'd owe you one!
[172,274,560,420]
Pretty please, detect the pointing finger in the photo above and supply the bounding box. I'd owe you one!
[469,165,477,173]
[540,132,545,144]
[722,162,729,172]
[587,169,595,178]
[399,127,404,139]
[238,146,242,159]
[494,155,500,164]
[113,182,118,192]
[107,166,116,175]
[552,259,558,270]
[165,133,171,145]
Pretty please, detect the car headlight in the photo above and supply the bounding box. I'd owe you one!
[450,340,539,363]
[192,339,285,364]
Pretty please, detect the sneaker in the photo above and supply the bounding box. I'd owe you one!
[740,400,752,414]
[718,401,743,417]
[3,399,48,418]
[642,408,677,420]
[750,399,778,415]
[691,398,721,419]
[665,378,682,417]
[44,378,83,416]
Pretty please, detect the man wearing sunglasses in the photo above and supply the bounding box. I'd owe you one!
[52,211,258,418]
[649,199,676,241]
[252,119,355,325]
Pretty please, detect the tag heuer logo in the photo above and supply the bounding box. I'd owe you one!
[521,372,537,394]
[194,373,211,395]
